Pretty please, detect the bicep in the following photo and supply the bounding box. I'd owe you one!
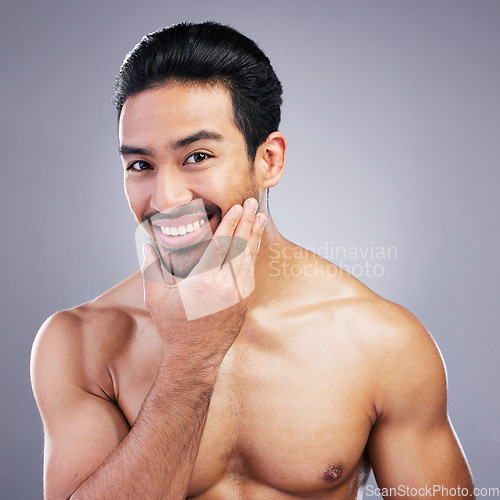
[31,314,130,500]
[43,390,130,500]
[367,414,471,494]
[366,313,473,495]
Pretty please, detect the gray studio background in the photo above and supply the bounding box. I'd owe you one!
[1,0,498,497]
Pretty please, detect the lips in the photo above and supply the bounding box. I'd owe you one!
[150,214,214,250]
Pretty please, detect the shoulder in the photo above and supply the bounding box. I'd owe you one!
[31,272,147,401]
[32,303,136,358]
[33,270,145,349]
[335,291,447,421]
[290,246,440,360]
[295,250,447,415]
[336,288,434,351]
[267,241,447,418]
[270,245,441,361]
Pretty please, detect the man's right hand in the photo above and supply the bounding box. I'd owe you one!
[141,197,266,364]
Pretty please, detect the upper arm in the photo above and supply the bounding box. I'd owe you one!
[365,306,474,497]
[31,312,131,500]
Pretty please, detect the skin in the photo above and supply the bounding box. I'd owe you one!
[31,83,475,499]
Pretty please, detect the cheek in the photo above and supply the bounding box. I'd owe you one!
[189,164,252,199]
[124,179,148,215]
[188,173,229,204]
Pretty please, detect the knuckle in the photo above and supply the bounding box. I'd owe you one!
[234,238,248,253]
[244,249,254,262]
[216,237,230,254]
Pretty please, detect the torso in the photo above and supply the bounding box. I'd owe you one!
[76,246,382,498]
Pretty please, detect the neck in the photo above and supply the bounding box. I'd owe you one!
[251,219,290,304]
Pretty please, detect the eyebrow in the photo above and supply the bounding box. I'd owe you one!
[172,130,223,149]
[119,130,224,157]
[119,144,154,156]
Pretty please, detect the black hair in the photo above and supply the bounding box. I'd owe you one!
[113,21,283,160]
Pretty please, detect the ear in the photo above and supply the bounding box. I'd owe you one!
[254,132,287,189]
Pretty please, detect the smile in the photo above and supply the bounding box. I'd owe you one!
[157,218,206,236]
[149,213,215,250]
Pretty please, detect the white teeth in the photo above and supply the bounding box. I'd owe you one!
[158,218,207,237]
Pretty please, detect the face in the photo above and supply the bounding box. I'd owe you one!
[119,83,260,278]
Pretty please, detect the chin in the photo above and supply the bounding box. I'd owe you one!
[157,238,212,279]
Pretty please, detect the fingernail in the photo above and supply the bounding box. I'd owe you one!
[247,198,258,212]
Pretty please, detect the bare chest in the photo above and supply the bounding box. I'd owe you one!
[113,322,373,497]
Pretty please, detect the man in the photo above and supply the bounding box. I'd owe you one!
[31,22,474,499]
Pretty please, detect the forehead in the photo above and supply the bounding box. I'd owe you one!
[119,83,240,146]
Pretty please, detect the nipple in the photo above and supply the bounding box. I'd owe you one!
[323,464,343,482]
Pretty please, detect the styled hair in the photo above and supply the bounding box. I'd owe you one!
[113,21,283,160]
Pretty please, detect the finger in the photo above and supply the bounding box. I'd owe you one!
[224,198,258,265]
[248,212,267,260]
[228,210,266,301]
[229,255,256,301]
[224,203,265,303]
[190,204,243,275]
[229,212,267,292]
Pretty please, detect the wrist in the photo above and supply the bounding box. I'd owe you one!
[159,349,221,388]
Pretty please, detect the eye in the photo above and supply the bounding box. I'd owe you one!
[126,160,153,172]
[185,152,213,165]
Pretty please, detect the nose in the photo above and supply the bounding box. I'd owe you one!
[150,168,193,213]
